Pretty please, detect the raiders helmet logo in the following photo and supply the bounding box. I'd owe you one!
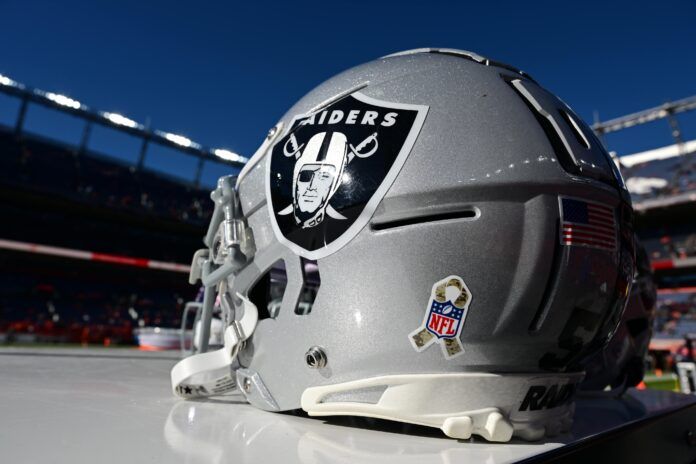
[267,92,428,259]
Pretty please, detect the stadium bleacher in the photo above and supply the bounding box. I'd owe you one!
[0,127,212,226]
[0,248,196,344]
[655,291,696,338]
[0,127,213,344]
[640,230,696,261]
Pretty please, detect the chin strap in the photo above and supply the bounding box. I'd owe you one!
[171,293,258,398]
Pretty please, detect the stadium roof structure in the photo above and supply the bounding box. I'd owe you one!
[592,95,696,136]
[0,73,248,186]
[593,94,696,212]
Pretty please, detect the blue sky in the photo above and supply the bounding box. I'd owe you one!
[0,0,694,186]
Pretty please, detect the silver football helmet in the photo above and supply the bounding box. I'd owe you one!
[171,48,635,442]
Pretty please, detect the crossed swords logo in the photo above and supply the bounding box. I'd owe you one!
[275,130,379,228]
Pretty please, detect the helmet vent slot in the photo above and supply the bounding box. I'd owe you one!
[503,76,580,176]
[296,258,320,315]
[371,208,478,231]
[559,110,591,150]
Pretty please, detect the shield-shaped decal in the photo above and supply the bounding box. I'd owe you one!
[267,92,428,259]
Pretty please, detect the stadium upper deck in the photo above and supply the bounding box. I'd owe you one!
[0,76,247,341]
[0,72,248,185]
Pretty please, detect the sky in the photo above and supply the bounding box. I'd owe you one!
[0,0,694,186]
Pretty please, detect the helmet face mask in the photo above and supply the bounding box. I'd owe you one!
[172,48,635,442]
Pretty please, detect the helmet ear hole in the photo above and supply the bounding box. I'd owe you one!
[247,258,320,319]
[248,260,288,320]
[296,258,320,316]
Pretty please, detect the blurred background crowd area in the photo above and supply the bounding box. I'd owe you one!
[0,130,211,228]
[641,230,696,261]
[656,292,696,336]
[0,253,191,345]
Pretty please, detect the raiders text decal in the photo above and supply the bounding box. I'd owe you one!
[267,92,428,259]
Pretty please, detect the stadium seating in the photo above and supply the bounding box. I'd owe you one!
[0,251,196,344]
[0,128,213,226]
[640,231,696,261]
[0,128,209,344]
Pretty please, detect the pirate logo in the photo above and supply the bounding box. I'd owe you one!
[280,131,375,228]
[409,276,472,359]
[268,92,428,259]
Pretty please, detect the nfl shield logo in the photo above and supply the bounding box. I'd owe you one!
[426,300,464,339]
[409,275,472,359]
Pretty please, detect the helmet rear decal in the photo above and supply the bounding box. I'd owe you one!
[267,92,428,260]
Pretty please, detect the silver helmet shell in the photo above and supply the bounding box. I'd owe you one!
[173,48,635,442]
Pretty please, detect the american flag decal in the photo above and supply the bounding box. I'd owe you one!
[559,197,616,251]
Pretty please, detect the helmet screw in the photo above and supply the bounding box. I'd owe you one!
[243,377,252,393]
[305,346,327,369]
[267,126,278,139]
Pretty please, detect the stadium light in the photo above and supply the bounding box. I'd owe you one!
[213,148,248,163]
[159,131,201,149]
[0,73,19,88]
[40,90,82,110]
[101,111,140,129]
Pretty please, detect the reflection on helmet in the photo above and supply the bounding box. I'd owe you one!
[163,394,651,463]
[163,400,530,464]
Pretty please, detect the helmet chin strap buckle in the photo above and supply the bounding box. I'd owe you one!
[170,293,258,399]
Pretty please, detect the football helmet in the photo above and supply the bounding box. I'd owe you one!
[171,48,635,442]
